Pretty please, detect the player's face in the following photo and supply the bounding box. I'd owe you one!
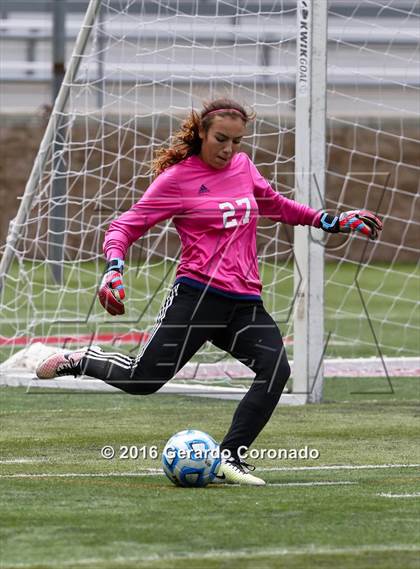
[199,115,246,169]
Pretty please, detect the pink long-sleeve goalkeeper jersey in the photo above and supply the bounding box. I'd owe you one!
[104,152,322,298]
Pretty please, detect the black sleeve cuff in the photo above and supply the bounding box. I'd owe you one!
[319,212,339,233]
[105,258,124,273]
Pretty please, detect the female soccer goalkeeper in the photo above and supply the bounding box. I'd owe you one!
[37,98,382,485]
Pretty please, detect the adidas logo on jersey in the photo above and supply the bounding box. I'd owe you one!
[198,184,210,194]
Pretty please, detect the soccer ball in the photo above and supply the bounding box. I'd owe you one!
[162,429,221,487]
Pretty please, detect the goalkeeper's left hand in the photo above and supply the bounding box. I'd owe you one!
[98,258,125,316]
[319,209,383,240]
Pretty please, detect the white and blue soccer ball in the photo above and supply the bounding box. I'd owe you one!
[162,429,221,487]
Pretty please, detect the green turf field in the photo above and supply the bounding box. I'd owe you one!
[1,378,419,569]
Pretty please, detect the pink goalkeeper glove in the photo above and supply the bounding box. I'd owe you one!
[320,209,383,240]
[98,258,125,316]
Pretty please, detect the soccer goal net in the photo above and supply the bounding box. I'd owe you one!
[0,0,418,396]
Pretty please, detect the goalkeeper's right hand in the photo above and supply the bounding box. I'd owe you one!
[319,209,383,240]
[98,258,125,316]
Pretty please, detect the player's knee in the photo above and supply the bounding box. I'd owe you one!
[264,351,290,377]
[279,359,291,382]
[130,362,174,394]
[262,354,290,394]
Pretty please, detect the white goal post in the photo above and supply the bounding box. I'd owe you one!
[293,0,327,402]
[0,0,419,401]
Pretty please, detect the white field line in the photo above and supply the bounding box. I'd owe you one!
[378,492,420,498]
[2,462,419,479]
[2,354,419,380]
[260,463,420,472]
[0,459,49,464]
[0,408,122,414]
[2,544,420,568]
[1,463,419,476]
[268,481,356,487]
[0,472,160,478]
[0,473,355,488]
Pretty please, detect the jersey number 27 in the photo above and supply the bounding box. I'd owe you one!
[219,197,251,228]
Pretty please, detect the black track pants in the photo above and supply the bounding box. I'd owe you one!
[82,283,291,454]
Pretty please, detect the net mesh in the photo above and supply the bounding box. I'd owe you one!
[0,0,418,381]
[324,1,419,361]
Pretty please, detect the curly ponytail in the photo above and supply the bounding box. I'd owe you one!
[152,98,255,176]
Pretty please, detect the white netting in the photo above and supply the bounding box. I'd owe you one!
[324,1,419,362]
[0,0,418,381]
[0,0,297,377]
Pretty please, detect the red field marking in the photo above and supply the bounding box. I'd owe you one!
[0,333,293,347]
[0,332,149,347]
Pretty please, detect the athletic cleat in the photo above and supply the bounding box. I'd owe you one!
[35,347,98,379]
[214,458,266,486]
